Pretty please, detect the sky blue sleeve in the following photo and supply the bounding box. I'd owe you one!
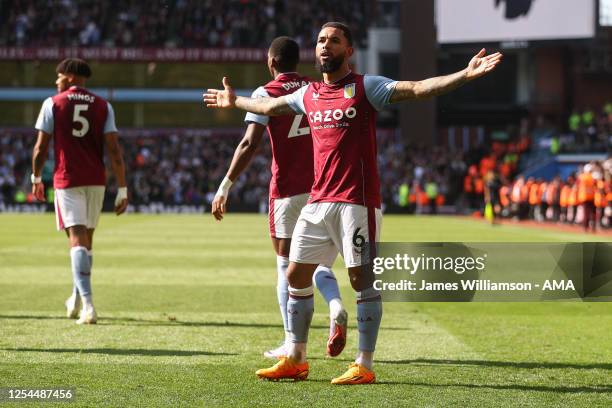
[244,86,270,126]
[104,102,118,133]
[34,97,54,134]
[364,75,398,112]
[284,85,308,115]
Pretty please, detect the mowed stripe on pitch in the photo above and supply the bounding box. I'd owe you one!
[0,308,477,365]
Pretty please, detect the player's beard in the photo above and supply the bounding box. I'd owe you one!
[316,54,344,73]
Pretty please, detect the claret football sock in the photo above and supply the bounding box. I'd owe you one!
[276,255,291,343]
[287,285,314,362]
[356,287,382,357]
[70,246,92,297]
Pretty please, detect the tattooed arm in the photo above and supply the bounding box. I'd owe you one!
[203,77,295,116]
[389,48,502,103]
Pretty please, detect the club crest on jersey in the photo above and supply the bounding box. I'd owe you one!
[344,83,356,99]
[312,92,319,100]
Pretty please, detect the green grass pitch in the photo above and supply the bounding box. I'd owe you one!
[0,214,610,407]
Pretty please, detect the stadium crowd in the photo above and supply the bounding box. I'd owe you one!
[561,103,612,154]
[1,128,469,213]
[0,0,389,48]
[531,102,612,155]
[488,161,612,231]
[2,114,609,230]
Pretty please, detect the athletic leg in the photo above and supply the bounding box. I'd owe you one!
[256,203,333,380]
[331,204,382,385]
[313,261,347,357]
[264,237,291,359]
[255,261,316,381]
[265,194,296,359]
[285,261,318,363]
[87,228,94,266]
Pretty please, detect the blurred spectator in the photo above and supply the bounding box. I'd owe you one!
[4,126,609,230]
[0,128,467,213]
[558,103,612,153]
[0,0,387,48]
[493,161,612,230]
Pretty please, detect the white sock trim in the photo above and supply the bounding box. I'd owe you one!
[70,246,88,255]
[81,294,93,306]
[288,286,314,297]
[289,342,307,363]
[355,351,374,370]
[312,265,334,283]
[329,298,344,318]
[276,255,289,267]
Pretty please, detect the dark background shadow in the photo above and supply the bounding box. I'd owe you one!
[2,347,236,357]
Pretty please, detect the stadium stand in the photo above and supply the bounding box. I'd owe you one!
[2,108,609,227]
[0,0,384,48]
[0,129,393,208]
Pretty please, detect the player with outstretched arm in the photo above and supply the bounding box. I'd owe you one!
[204,22,501,384]
[211,37,348,359]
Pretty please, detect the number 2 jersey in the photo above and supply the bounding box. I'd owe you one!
[245,72,314,199]
[35,86,117,189]
[285,72,397,209]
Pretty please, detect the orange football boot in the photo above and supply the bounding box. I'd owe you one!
[256,357,309,381]
[331,363,375,385]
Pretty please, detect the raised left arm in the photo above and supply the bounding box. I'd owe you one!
[389,48,502,103]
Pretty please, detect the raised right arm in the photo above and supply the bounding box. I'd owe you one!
[234,95,295,116]
[203,76,295,116]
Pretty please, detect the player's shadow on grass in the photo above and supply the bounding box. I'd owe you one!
[0,315,411,331]
[377,358,612,371]
[103,317,325,329]
[256,378,612,393]
[2,347,236,357]
[0,315,292,328]
[0,315,67,320]
[397,381,612,394]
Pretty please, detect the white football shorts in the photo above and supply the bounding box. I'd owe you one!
[289,202,382,268]
[54,186,105,231]
[269,193,310,239]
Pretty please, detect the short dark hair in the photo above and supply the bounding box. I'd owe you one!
[269,36,300,72]
[321,22,353,46]
[55,58,92,78]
